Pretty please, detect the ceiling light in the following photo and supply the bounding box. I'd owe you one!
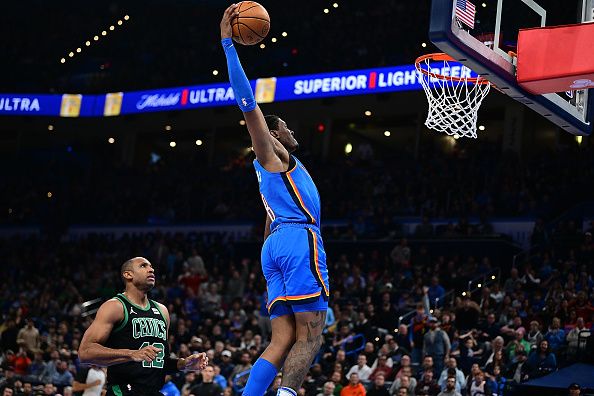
[212,70,219,76]
[68,52,74,57]
[364,110,372,116]
[76,48,81,53]
[85,41,91,46]
[60,58,66,64]
[124,15,130,20]
[165,125,172,131]
[48,125,54,131]
[271,37,277,43]
[282,32,288,37]
[108,137,115,144]
[345,143,353,154]
[421,42,427,48]
[323,8,329,13]
[384,130,391,137]
[478,125,485,131]
[47,192,53,198]
[169,141,176,148]
[109,25,115,31]
[102,31,107,36]
[239,120,246,125]
[117,20,123,25]
[94,35,99,41]
[333,3,339,8]
[260,43,266,49]
[195,139,203,146]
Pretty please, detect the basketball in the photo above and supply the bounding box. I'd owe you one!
[231,1,270,46]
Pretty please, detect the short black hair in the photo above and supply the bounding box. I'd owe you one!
[121,258,135,285]
[264,115,281,131]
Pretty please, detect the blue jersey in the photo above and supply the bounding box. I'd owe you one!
[253,155,321,231]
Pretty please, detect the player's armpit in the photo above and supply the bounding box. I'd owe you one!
[244,107,283,172]
[78,299,132,366]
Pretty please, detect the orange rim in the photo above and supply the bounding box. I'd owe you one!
[415,53,490,85]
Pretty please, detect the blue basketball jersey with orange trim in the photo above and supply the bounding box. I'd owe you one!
[253,155,321,230]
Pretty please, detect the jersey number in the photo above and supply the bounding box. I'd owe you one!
[140,342,164,368]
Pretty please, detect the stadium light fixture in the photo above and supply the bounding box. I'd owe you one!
[384,130,391,137]
[169,141,176,148]
[282,32,288,37]
[76,48,81,53]
[165,125,172,131]
[478,125,485,131]
[48,125,54,131]
[576,136,583,145]
[60,58,66,64]
[271,37,277,43]
[333,3,339,8]
[108,137,115,144]
[94,36,99,41]
[109,25,115,31]
[124,15,130,20]
[345,143,353,154]
[364,110,372,116]
[118,20,123,25]
[421,42,427,48]
[102,31,107,36]
[47,192,53,198]
[323,8,329,14]
[85,41,91,46]
[260,43,266,49]
[69,52,74,57]
[195,139,203,146]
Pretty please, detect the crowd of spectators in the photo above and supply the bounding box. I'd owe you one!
[0,220,592,395]
[1,0,429,94]
[3,144,594,233]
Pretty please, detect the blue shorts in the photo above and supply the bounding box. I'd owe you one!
[262,223,330,319]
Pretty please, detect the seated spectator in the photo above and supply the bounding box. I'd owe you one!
[486,365,506,396]
[366,374,390,396]
[50,361,73,387]
[329,371,343,396]
[317,381,336,396]
[504,329,530,361]
[189,365,223,396]
[544,318,566,353]
[415,356,435,382]
[438,358,465,392]
[526,340,557,379]
[566,317,588,357]
[526,321,543,351]
[390,375,416,396]
[414,370,440,396]
[504,350,530,384]
[369,355,392,381]
[437,377,461,396]
[346,354,372,381]
[394,355,412,379]
[341,373,366,396]
[466,371,491,396]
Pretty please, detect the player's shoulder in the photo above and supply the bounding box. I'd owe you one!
[96,298,126,322]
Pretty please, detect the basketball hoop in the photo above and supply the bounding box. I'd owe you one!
[415,53,491,139]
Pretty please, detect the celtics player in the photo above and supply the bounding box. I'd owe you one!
[79,257,208,396]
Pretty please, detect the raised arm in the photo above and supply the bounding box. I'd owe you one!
[78,299,161,366]
[220,5,282,171]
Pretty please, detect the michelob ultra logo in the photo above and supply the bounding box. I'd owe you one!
[104,92,124,116]
[255,78,277,103]
[60,94,82,117]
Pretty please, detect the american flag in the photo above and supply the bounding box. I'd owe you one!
[456,0,476,29]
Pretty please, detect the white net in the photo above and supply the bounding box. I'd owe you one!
[416,55,491,139]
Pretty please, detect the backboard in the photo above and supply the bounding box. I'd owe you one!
[429,0,593,135]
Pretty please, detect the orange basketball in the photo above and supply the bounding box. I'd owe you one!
[231,1,270,46]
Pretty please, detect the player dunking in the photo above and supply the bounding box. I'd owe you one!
[220,5,330,396]
[78,257,208,396]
